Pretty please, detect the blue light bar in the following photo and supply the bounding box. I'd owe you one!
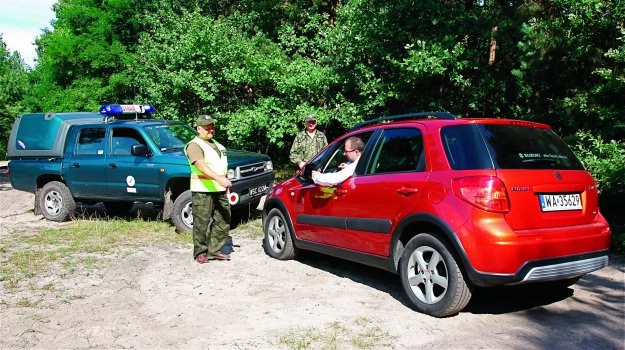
[100,104,155,115]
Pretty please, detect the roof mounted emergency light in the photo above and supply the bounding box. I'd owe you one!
[99,104,155,123]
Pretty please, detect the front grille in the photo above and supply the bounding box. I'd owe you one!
[521,256,608,283]
[238,162,266,179]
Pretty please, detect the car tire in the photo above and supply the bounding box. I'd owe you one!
[399,233,471,317]
[39,181,76,222]
[102,201,135,217]
[263,208,298,260]
[172,190,193,234]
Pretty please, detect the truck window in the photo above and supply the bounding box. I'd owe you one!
[76,128,106,155]
[111,128,147,156]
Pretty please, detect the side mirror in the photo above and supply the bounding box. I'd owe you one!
[303,163,314,179]
[131,144,150,156]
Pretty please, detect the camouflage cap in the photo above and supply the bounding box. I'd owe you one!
[196,115,215,127]
[305,114,317,122]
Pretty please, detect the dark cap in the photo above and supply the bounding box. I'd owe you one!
[196,115,215,127]
[305,114,317,122]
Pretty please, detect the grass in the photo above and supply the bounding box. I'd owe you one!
[237,218,265,239]
[0,218,189,289]
[276,317,396,350]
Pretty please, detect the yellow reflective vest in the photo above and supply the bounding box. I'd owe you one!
[184,137,228,192]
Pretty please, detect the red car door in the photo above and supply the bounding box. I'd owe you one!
[292,182,351,246]
[343,127,428,256]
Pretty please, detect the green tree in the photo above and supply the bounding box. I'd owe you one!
[0,36,29,157]
[24,0,158,112]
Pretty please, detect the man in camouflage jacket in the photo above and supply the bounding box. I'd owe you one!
[289,114,328,168]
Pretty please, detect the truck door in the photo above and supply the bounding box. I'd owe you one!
[66,127,108,197]
[106,127,160,201]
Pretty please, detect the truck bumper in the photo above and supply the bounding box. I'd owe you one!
[229,172,275,208]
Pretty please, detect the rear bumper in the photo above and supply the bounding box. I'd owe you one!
[467,251,609,287]
[519,255,608,283]
[230,171,275,207]
[454,215,612,287]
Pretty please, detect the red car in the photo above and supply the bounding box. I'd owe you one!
[262,112,611,317]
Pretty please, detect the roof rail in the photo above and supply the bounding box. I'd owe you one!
[350,111,457,131]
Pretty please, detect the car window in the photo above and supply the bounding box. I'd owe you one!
[441,124,585,170]
[441,125,494,170]
[75,128,106,155]
[308,131,373,174]
[367,128,425,174]
[111,128,146,156]
[478,124,584,170]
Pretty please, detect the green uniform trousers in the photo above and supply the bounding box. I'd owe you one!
[192,191,231,258]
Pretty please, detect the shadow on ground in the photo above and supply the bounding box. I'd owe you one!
[71,201,260,230]
[291,250,600,316]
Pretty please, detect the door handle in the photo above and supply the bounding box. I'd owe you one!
[396,187,419,195]
[108,163,117,168]
[335,189,348,196]
[72,163,80,168]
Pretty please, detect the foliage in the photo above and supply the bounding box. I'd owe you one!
[1,0,624,195]
[23,0,158,112]
[572,130,625,195]
[610,225,625,256]
[0,36,29,157]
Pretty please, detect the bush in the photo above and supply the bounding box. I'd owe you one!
[610,225,625,256]
[571,130,625,195]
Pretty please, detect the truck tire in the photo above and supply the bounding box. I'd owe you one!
[39,181,76,222]
[103,201,135,217]
[172,190,193,234]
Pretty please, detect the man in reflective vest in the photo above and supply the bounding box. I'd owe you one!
[184,115,232,264]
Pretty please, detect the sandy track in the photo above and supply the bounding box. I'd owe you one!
[1,168,624,349]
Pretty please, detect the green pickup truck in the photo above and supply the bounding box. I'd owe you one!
[6,104,274,233]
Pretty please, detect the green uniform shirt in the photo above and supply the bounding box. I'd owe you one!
[289,130,328,166]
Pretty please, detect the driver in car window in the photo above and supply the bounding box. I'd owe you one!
[312,136,364,187]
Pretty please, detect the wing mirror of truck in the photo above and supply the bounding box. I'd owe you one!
[131,144,150,156]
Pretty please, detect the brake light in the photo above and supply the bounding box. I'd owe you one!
[452,176,510,213]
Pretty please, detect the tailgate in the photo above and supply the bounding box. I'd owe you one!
[500,169,599,230]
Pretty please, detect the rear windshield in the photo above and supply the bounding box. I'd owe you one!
[441,124,584,170]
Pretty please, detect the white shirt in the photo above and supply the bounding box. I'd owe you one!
[313,156,360,186]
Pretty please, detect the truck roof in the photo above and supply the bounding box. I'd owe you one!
[7,112,184,158]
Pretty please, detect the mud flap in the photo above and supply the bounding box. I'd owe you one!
[34,188,41,215]
[162,189,173,220]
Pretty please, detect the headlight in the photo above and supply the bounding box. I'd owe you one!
[265,161,273,171]
[227,169,235,179]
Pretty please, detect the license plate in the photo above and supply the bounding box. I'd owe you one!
[249,184,268,197]
[539,193,582,212]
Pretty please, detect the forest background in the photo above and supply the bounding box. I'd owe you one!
[0,0,623,248]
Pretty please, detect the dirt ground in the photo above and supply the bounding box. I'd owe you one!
[1,164,624,349]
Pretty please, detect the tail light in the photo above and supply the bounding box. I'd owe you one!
[452,176,510,213]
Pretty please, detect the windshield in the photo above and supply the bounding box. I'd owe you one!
[143,123,196,152]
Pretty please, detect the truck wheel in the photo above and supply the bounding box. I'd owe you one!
[39,181,76,222]
[399,233,472,317]
[172,190,193,234]
[103,201,135,217]
[263,208,298,260]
